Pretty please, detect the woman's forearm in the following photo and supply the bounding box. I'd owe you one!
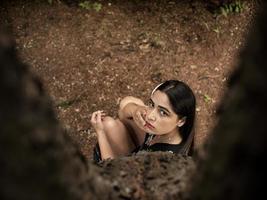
[118,102,138,120]
[118,96,145,120]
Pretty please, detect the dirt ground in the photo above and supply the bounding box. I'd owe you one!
[1,0,257,159]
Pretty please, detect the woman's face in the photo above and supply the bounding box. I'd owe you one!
[142,90,184,135]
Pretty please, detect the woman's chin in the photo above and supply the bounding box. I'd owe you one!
[136,123,156,134]
[144,126,156,134]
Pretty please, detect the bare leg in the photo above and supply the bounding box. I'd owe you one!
[99,116,137,157]
[97,96,147,159]
[122,119,147,146]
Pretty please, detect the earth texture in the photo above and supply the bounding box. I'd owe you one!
[1,0,257,159]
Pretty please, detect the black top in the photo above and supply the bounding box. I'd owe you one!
[132,133,184,154]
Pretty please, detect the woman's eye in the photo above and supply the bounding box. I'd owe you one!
[148,101,154,107]
[159,110,168,116]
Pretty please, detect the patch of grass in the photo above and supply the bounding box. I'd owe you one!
[79,1,102,12]
[204,94,212,103]
[56,98,80,108]
[218,1,245,17]
[151,36,165,49]
[212,27,220,34]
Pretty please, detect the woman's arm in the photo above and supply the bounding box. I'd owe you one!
[118,96,145,120]
[90,111,115,160]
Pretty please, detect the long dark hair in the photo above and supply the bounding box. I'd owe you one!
[155,80,196,156]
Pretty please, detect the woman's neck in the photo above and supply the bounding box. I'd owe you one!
[153,130,182,145]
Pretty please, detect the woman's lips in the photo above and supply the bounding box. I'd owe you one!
[144,121,154,129]
[141,113,154,129]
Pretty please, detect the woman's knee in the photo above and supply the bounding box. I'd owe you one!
[102,116,136,153]
[102,116,119,131]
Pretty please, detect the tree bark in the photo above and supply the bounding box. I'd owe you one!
[188,2,267,199]
[0,30,90,200]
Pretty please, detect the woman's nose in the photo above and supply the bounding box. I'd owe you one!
[147,109,156,121]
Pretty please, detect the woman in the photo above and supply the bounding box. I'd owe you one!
[91,80,196,161]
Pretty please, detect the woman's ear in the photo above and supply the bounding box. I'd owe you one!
[177,117,186,127]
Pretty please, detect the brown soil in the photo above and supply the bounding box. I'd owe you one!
[1,0,257,159]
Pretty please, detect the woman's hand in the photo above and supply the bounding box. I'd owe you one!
[132,105,147,130]
[90,110,106,133]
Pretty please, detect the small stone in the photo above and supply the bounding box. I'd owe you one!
[125,187,131,194]
[139,43,150,52]
[120,171,127,177]
[190,65,197,69]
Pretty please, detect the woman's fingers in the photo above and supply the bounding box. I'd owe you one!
[91,110,105,123]
[98,111,106,121]
[91,111,97,123]
[139,112,146,125]
[90,110,105,132]
[140,110,147,120]
[100,111,106,119]
[136,110,146,126]
[96,111,103,123]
